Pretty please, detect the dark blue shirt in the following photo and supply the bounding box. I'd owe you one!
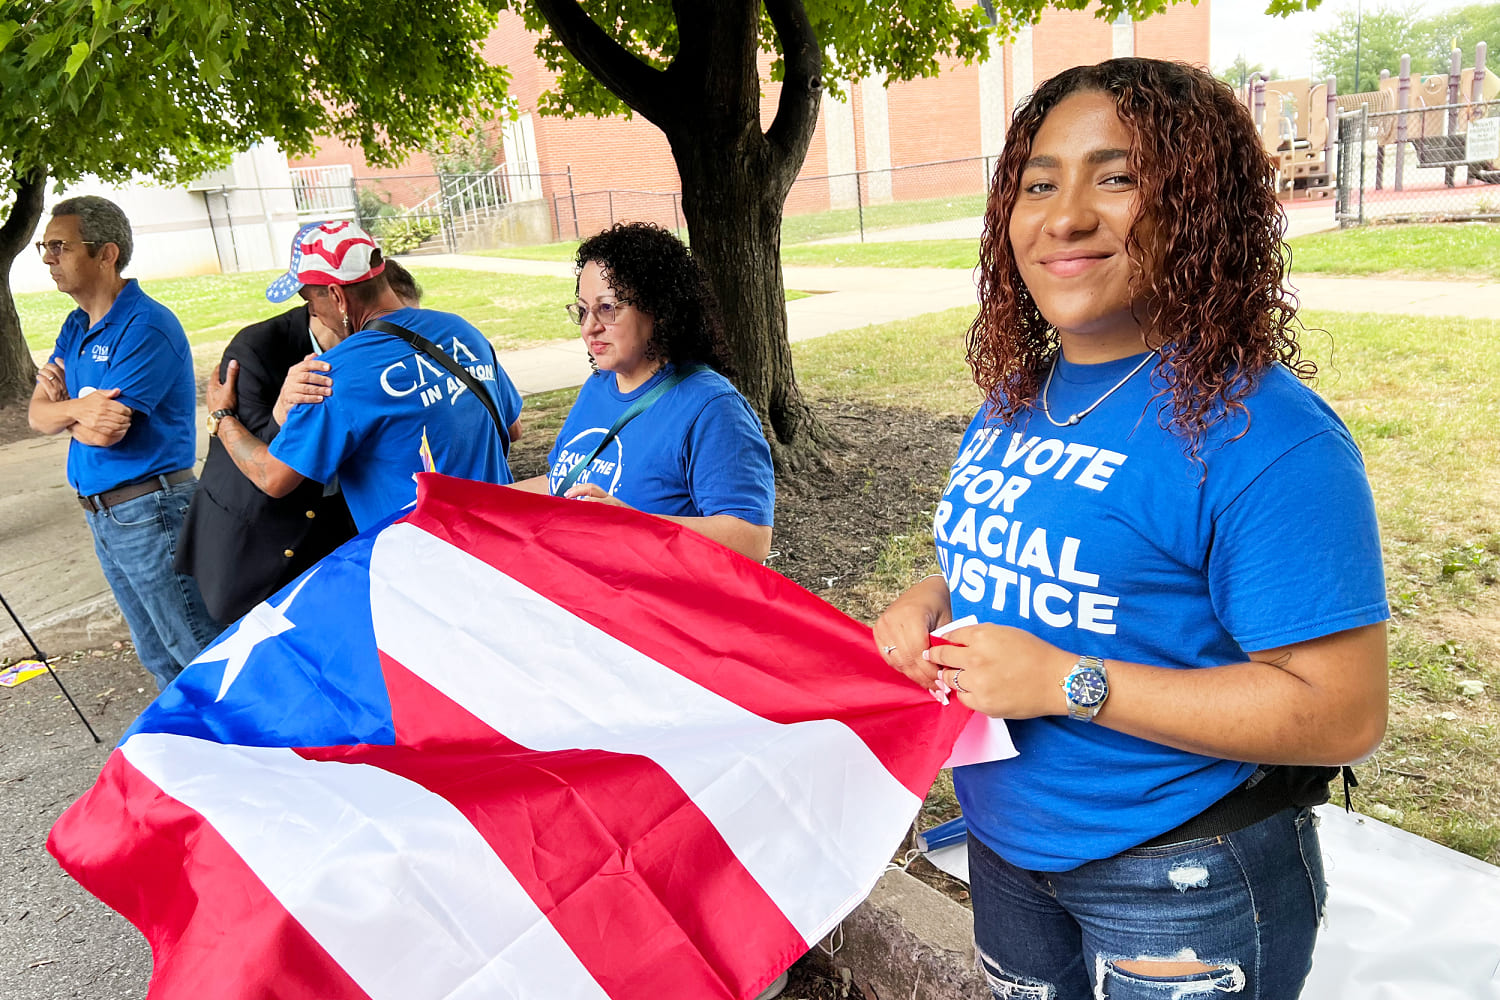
[51,279,198,495]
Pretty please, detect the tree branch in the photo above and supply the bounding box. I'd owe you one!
[0,172,47,268]
[763,0,823,176]
[666,0,710,99]
[533,0,670,124]
[663,0,761,137]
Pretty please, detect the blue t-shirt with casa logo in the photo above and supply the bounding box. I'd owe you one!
[546,364,774,524]
[270,308,521,531]
[50,279,197,495]
[939,352,1388,872]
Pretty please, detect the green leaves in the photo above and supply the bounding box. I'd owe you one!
[64,41,90,78]
[0,0,513,200]
[1263,0,1320,16]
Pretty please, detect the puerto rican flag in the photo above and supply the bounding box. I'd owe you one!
[49,474,972,1000]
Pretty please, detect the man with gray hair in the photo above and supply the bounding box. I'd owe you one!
[28,195,220,690]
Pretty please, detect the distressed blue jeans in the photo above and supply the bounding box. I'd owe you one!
[969,807,1326,1000]
[86,479,222,690]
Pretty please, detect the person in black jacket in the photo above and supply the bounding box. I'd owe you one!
[177,259,429,623]
[175,301,359,624]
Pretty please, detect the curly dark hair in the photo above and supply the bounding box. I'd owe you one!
[971,57,1313,457]
[575,222,733,375]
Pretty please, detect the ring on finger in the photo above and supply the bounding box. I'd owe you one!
[944,668,968,694]
[882,645,897,656]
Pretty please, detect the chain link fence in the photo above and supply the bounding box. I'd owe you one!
[1336,99,1500,227]
[262,153,1005,263]
[548,188,686,243]
[782,156,993,244]
[543,155,996,247]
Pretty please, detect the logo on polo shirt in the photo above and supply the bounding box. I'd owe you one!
[91,344,110,363]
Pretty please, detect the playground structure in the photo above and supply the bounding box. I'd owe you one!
[1241,42,1498,222]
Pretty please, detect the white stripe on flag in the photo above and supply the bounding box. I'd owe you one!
[370,522,920,944]
[121,732,611,1000]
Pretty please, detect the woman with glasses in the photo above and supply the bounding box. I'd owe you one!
[515,222,774,562]
[874,59,1388,998]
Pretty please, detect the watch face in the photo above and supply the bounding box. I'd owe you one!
[1066,668,1107,707]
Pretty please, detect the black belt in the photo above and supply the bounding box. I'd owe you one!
[78,469,195,513]
[1137,765,1342,848]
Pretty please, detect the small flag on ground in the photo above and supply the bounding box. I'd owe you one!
[49,474,972,1000]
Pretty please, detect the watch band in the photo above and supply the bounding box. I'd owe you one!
[207,408,237,437]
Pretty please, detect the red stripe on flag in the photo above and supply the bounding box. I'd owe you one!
[300,652,804,1000]
[47,753,370,1000]
[403,474,968,799]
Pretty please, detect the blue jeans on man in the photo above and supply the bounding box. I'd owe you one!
[968,807,1326,999]
[86,478,222,689]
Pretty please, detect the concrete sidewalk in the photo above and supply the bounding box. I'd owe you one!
[2,255,1495,656]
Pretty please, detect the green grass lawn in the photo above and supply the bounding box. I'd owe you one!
[16,267,585,354]
[479,236,982,270]
[472,242,580,263]
[1302,308,1500,862]
[781,191,988,244]
[17,264,812,356]
[793,304,1500,865]
[477,219,1500,281]
[1286,221,1500,279]
[781,239,978,269]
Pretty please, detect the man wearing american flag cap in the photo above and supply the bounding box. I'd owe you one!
[205,220,524,532]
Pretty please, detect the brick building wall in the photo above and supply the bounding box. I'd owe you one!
[1032,10,1117,92]
[1132,2,1211,67]
[885,55,986,203]
[290,3,1211,242]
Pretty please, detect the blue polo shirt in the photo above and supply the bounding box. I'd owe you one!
[51,280,198,495]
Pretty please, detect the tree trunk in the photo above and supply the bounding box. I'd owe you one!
[0,173,47,408]
[534,0,834,471]
[670,138,835,473]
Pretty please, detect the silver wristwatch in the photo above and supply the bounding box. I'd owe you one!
[1061,655,1109,722]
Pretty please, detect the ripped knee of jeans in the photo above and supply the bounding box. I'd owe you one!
[1096,951,1247,997]
[977,945,1058,1000]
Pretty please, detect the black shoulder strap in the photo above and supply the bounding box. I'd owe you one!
[364,318,510,457]
[553,364,706,497]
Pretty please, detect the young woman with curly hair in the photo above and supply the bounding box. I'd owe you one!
[515,222,774,561]
[874,59,1388,999]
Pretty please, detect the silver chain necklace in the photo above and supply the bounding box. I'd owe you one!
[1039,350,1157,428]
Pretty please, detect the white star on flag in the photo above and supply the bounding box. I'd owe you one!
[204,571,318,702]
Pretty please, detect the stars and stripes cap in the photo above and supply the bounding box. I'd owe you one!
[265,220,385,303]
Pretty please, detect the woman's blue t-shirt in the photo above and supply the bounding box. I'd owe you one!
[546,364,774,525]
[940,353,1388,871]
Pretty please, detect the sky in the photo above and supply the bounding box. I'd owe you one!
[1208,0,1479,80]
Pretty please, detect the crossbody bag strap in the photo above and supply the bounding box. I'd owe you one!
[365,318,510,456]
[554,364,706,497]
